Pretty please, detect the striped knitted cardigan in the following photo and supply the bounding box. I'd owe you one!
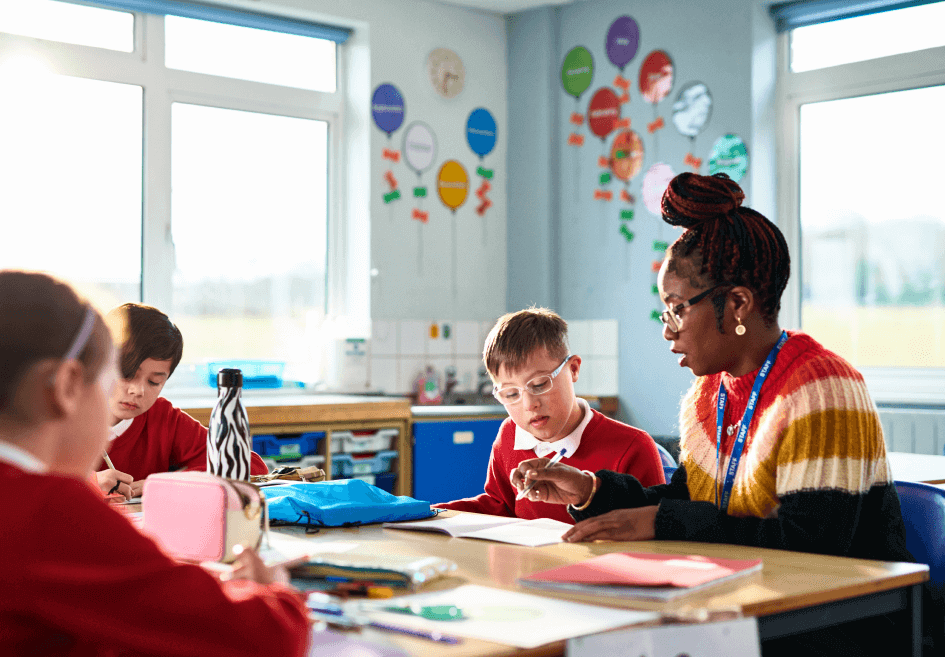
[571,330,913,562]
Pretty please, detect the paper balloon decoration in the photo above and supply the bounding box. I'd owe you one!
[610,130,644,181]
[642,163,676,215]
[672,82,713,138]
[587,88,620,141]
[372,83,405,136]
[638,50,674,105]
[466,108,497,158]
[403,122,437,175]
[605,16,640,70]
[708,134,749,182]
[561,46,594,99]
[437,160,469,213]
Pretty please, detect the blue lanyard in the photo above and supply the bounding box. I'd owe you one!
[715,330,789,513]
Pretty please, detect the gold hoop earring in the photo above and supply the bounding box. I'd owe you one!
[735,317,746,336]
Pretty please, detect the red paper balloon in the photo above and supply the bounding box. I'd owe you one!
[587,87,620,140]
[639,50,674,104]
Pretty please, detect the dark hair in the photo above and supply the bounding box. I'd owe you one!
[109,303,184,380]
[661,172,790,330]
[0,270,111,414]
[483,307,569,378]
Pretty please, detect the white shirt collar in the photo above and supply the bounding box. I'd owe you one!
[513,397,593,459]
[0,440,48,473]
[109,418,133,442]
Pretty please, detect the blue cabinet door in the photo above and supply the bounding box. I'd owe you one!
[412,418,504,504]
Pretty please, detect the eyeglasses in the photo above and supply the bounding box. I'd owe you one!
[659,286,720,333]
[493,355,573,406]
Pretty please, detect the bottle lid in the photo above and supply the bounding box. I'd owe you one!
[217,368,243,388]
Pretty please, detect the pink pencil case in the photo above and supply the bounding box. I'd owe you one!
[141,472,267,564]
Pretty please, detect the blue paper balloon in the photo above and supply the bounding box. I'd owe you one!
[372,84,405,136]
[466,108,497,158]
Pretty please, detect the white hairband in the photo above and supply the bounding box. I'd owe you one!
[62,304,97,361]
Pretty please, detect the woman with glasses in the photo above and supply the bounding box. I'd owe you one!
[512,172,911,561]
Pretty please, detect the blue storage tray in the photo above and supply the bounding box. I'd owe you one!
[207,360,285,388]
[332,450,398,477]
[253,432,324,461]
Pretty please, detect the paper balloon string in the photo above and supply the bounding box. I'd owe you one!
[613,75,631,90]
[647,116,665,133]
[620,189,635,204]
[412,208,429,223]
[684,152,703,170]
[708,133,749,182]
[620,224,634,242]
[594,189,613,201]
[570,112,585,125]
[382,149,400,162]
[616,117,630,129]
[413,186,427,198]
[567,133,585,146]
[371,84,405,137]
[605,16,641,71]
[384,170,398,191]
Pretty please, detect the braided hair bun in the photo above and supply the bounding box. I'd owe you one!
[659,173,790,327]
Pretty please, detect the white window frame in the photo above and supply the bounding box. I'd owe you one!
[776,29,945,404]
[0,7,359,365]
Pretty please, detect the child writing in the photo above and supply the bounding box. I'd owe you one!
[434,308,664,524]
[0,270,309,656]
[95,303,267,499]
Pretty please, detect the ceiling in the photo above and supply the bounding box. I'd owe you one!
[423,0,585,15]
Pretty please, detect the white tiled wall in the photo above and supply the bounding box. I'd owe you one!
[364,318,620,397]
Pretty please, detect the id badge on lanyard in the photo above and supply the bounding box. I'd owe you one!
[715,331,788,513]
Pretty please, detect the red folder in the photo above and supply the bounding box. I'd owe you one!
[520,552,762,601]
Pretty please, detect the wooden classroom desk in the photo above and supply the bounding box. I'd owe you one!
[888,451,945,484]
[271,512,929,657]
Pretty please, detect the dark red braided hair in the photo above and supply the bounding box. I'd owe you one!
[661,172,790,330]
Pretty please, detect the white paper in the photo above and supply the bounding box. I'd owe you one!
[382,514,570,546]
[260,533,358,567]
[568,617,761,657]
[354,584,659,649]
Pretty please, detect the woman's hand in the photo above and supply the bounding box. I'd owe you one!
[510,458,594,507]
[95,468,134,499]
[562,506,659,543]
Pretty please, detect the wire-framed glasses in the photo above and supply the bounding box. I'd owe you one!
[493,354,573,406]
[659,286,720,332]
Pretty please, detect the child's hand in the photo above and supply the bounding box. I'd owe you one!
[130,480,145,498]
[510,458,594,506]
[229,545,290,586]
[95,469,134,499]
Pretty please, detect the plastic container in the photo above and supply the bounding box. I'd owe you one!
[207,360,285,389]
[331,450,398,477]
[252,432,324,461]
[331,428,398,454]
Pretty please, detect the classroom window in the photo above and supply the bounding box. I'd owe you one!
[0,2,352,389]
[778,1,945,402]
[0,0,133,51]
[164,16,336,92]
[170,103,329,366]
[0,70,142,307]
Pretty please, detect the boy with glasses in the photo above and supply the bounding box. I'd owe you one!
[434,308,664,524]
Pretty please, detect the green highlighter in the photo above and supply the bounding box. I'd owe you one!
[381,604,464,621]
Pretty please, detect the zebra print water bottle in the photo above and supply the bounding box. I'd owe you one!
[207,368,251,480]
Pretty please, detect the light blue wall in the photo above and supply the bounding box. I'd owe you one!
[508,0,760,436]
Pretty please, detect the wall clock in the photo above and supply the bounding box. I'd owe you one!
[427,48,465,99]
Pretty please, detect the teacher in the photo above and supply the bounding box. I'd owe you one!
[512,172,911,563]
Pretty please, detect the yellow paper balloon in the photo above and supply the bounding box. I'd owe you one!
[437,160,468,213]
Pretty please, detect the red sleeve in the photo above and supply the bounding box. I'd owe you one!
[166,403,267,475]
[3,476,309,657]
[615,427,666,488]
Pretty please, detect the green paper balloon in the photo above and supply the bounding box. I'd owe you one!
[561,46,594,99]
[708,134,749,182]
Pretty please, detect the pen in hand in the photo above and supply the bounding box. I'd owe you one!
[102,451,122,495]
[516,448,567,501]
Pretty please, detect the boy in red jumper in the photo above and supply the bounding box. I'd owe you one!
[94,303,266,499]
[0,271,309,657]
[434,308,663,524]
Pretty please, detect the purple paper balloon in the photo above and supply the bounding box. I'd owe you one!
[605,16,640,71]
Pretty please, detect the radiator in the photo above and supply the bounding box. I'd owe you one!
[878,407,945,455]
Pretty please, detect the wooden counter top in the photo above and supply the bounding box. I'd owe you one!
[171,393,411,427]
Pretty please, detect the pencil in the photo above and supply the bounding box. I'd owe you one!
[516,448,568,501]
[102,451,116,471]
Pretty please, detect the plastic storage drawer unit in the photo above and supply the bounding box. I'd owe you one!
[332,450,398,478]
[331,428,398,454]
[413,418,503,504]
[252,432,325,462]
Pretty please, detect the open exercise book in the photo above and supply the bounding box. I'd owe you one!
[519,552,763,601]
[382,513,571,547]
